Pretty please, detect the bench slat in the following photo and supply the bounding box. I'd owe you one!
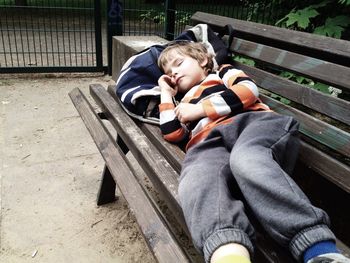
[260,94,350,159]
[140,123,185,173]
[106,85,185,173]
[69,87,189,263]
[299,141,350,193]
[89,84,187,229]
[191,12,350,66]
[231,38,350,91]
[236,63,350,125]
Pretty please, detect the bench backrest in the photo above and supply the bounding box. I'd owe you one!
[111,14,350,252]
[191,12,350,247]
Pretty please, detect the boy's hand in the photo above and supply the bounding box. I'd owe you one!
[175,103,205,123]
[158,75,178,97]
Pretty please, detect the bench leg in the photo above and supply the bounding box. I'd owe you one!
[96,135,129,205]
[97,165,117,205]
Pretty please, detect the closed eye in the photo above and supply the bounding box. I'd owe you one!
[176,59,183,66]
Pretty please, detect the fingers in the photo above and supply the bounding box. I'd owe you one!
[159,75,177,91]
[175,104,187,123]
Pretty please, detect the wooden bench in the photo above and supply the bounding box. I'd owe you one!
[69,12,350,262]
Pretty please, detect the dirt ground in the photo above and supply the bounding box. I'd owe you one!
[0,73,155,262]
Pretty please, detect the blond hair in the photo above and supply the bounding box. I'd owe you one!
[158,41,214,74]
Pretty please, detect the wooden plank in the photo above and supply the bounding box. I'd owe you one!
[260,94,350,158]
[89,83,187,230]
[69,87,190,263]
[298,141,350,193]
[106,85,185,173]
[230,38,350,91]
[236,63,350,125]
[139,123,185,174]
[191,12,350,66]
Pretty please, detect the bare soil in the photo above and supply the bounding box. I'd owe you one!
[0,73,155,262]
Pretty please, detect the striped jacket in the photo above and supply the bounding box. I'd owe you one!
[159,65,270,150]
[115,24,232,124]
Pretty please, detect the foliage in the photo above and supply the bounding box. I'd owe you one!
[278,70,344,97]
[233,56,255,67]
[275,0,350,39]
[314,15,350,38]
[270,93,291,105]
[140,10,191,26]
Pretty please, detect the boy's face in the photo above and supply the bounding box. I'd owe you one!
[163,50,208,93]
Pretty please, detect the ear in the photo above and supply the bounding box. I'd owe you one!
[200,57,208,68]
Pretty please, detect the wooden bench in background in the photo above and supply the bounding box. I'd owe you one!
[69,12,350,262]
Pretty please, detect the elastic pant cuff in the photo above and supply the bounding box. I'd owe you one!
[289,224,336,260]
[203,228,254,263]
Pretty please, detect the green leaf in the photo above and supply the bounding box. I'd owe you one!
[313,16,350,38]
[279,71,295,79]
[283,8,319,29]
[296,8,319,29]
[280,98,291,105]
[295,76,306,84]
[285,13,300,27]
[327,15,350,27]
[314,25,343,38]
[310,82,331,94]
[233,56,255,66]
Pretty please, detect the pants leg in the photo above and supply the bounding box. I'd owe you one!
[218,112,335,260]
[179,136,255,262]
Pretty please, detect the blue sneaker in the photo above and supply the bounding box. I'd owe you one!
[307,253,350,263]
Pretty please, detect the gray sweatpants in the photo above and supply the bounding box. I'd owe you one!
[179,111,335,262]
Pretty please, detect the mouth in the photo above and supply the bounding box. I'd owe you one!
[175,76,183,85]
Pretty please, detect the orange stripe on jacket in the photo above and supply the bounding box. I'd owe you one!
[193,79,223,98]
[232,84,256,108]
[164,128,186,142]
[227,72,248,87]
[202,99,220,120]
[247,102,271,111]
[159,103,175,111]
[186,116,234,151]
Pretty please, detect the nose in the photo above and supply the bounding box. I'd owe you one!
[170,70,177,79]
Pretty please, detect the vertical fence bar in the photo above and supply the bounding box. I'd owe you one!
[3,7,10,66]
[47,1,55,66]
[61,3,66,66]
[165,0,175,40]
[82,0,87,66]
[18,6,27,66]
[94,0,103,71]
[66,0,72,66]
[77,2,83,66]
[107,0,123,75]
[36,6,44,66]
[90,0,94,66]
[72,3,78,66]
[29,3,38,66]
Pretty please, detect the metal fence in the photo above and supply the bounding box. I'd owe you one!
[0,0,301,74]
[119,0,297,40]
[0,0,104,73]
